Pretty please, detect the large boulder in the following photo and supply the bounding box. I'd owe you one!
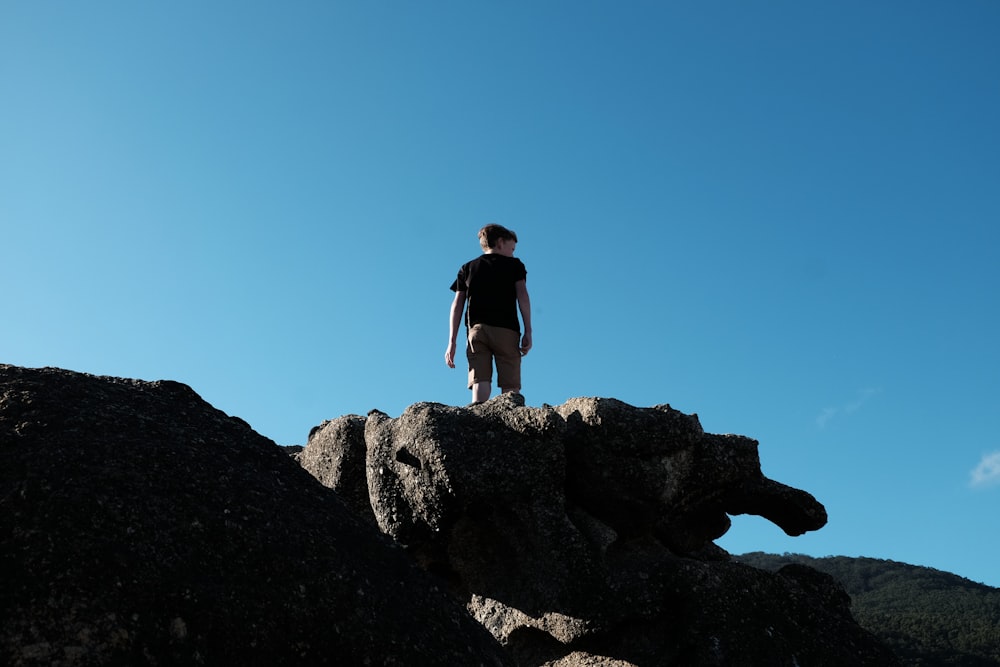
[301,393,898,666]
[0,365,511,667]
[364,397,606,644]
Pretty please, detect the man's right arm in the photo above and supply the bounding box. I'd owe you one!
[445,290,467,368]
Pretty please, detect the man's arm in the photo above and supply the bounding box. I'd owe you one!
[515,280,532,355]
[445,290,467,368]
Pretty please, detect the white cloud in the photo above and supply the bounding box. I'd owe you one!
[970,451,1000,488]
[816,407,837,428]
[846,387,880,413]
[816,387,881,428]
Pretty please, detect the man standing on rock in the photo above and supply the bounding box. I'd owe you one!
[445,224,532,404]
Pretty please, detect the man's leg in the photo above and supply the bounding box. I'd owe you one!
[467,325,493,403]
[472,381,492,403]
[493,326,523,396]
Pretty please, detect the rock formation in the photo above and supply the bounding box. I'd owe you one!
[1,363,899,666]
[301,393,900,666]
[0,365,509,666]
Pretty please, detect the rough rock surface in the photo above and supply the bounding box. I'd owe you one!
[0,365,511,666]
[301,393,900,666]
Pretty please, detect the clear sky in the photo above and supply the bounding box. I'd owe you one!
[3,2,998,587]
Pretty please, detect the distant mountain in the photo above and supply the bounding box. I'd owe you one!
[736,553,1000,666]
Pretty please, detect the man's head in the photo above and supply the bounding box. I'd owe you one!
[478,224,518,254]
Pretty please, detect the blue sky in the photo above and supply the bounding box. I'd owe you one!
[3,2,998,587]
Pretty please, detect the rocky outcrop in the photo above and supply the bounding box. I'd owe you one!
[0,365,510,666]
[301,393,899,666]
[1,362,898,666]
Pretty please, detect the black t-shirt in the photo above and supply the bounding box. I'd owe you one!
[450,254,527,333]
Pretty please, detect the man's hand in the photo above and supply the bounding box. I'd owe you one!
[445,341,457,368]
[520,332,532,356]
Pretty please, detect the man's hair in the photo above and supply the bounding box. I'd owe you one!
[478,224,518,250]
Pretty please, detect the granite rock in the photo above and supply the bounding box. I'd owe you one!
[301,393,897,666]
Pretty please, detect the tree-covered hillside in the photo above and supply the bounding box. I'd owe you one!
[736,553,1000,666]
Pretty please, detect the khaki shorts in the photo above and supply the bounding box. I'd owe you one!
[466,323,521,391]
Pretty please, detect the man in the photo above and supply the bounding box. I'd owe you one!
[445,224,532,404]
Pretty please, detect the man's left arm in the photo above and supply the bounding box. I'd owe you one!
[515,280,532,355]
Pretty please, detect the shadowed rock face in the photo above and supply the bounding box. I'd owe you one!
[554,397,828,551]
[302,393,899,667]
[0,365,511,667]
